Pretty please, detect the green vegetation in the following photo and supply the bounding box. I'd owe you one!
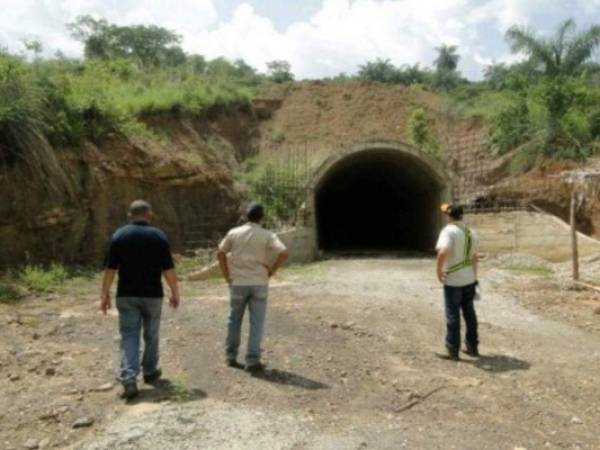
[1,15,597,176]
[160,376,208,402]
[448,19,600,171]
[354,44,464,90]
[0,263,73,302]
[0,16,275,167]
[282,262,326,278]
[408,107,440,157]
[267,60,294,83]
[0,279,20,303]
[19,263,69,293]
[242,160,305,228]
[357,58,430,85]
[68,15,185,67]
[432,44,463,91]
[503,263,553,277]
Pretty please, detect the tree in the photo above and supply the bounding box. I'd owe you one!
[23,39,43,59]
[432,44,462,91]
[484,60,540,91]
[187,54,207,74]
[434,44,460,72]
[110,24,182,66]
[266,60,294,83]
[505,19,600,77]
[67,16,112,59]
[357,58,399,83]
[67,15,184,67]
[205,57,237,78]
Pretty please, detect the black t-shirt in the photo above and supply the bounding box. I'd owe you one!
[104,222,175,298]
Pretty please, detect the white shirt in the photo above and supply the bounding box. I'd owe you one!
[219,222,287,286]
[436,222,478,287]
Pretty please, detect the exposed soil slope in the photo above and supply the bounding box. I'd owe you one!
[260,81,437,148]
[0,109,257,266]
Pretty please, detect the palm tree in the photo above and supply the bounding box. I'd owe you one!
[506,19,600,76]
[434,44,460,72]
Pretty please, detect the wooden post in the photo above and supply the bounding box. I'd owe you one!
[570,188,579,281]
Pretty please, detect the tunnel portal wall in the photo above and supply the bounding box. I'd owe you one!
[294,141,452,261]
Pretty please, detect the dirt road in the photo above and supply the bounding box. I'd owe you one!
[2,257,600,450]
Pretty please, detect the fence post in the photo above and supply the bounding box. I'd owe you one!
[570,187,579,281]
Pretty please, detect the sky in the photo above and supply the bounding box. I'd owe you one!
[0,0,599,80]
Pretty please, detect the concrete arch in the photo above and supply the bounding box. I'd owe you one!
[304,141,452,256]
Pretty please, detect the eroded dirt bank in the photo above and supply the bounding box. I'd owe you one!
[2,257,599,450]
[0,109,257,267]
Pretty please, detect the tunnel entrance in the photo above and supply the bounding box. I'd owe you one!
[315,148,445,253]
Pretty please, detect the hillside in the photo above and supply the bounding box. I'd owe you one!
[255,81,600,237]
[2,80,600,267]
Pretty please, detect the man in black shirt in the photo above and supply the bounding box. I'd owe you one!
[101,200,180,399]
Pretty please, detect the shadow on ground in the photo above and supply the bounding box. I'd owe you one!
[465,354,530,373]
[128,379,208,404]
[251,368,330,390]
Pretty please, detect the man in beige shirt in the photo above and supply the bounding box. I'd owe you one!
[217,203,288,372]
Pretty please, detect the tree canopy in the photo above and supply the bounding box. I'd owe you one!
[67,15,183,67]
[434,44,460,72]
[267,60,294,83]
[506,18,600,76]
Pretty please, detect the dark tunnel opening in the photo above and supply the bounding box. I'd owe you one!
[315,149,444,253]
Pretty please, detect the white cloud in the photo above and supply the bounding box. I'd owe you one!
[189,0,475,78]
[1,0,599,79]
[0,0,217,56]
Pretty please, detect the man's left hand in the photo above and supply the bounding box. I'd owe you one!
[100,293,111,315]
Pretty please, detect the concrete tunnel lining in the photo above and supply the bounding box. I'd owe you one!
[312,146,449,253]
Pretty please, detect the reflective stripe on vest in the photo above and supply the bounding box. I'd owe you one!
[446,224,473,274]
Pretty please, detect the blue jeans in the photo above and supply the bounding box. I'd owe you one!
[443,283,478,355]
[226,285,268,365]
[116,297,163,385]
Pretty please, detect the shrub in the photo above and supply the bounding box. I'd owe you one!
[489,99,530,154]
[242,161,304,228]
[0,279,20,303]
[408,107,440,157]
[19,263,69,293]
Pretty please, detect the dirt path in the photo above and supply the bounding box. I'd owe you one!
[2,258,600,450]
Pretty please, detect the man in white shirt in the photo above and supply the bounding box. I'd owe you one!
[436,203,479,360]
[217,203,289,372]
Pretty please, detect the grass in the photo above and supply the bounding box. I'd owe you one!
[502,263,553,277]
[1,53,257,156]
[176,254,216,277]
[282,262,326,278]
[164,376,199,402]
[0,263,74,303]
[19,263,69,292]
[0,279,20,303]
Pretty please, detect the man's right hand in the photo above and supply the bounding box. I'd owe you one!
[169,294,180,309]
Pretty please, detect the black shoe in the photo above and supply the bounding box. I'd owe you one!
[463,347,480,357]
[436,351,459,361]
[226,359,244,369]
[143,369,162,384]
[245,362,266,373]
[120,382,139,400]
